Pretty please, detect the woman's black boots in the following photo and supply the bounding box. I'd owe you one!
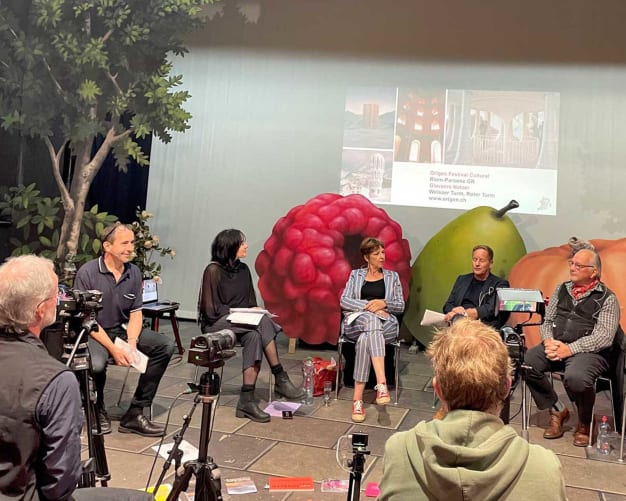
[274,371,305,399]
[236,387,270,423]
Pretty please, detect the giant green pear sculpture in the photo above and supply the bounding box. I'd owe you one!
[402,200,527,347]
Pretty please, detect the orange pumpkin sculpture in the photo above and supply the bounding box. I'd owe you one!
[508,237,626,347]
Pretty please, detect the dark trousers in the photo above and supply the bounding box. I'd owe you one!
[524,342,609,424]
[204,315,280,371]
[89,327,175,409]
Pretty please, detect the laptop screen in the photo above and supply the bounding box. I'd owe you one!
[142,279,158,303]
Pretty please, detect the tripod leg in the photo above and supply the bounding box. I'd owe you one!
[167,463,195,501]
[78,369,111,485]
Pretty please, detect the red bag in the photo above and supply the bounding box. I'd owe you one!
[312,356,337,396]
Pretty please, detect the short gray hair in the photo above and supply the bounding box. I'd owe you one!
[0,255,57,334]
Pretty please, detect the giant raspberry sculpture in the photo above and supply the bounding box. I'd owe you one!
[255,193,412,345]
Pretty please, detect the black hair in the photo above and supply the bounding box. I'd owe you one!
[211,229,246,267]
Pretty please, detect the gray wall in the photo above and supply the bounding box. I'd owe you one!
[147,0,626,317]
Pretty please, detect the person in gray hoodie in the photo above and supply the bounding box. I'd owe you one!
[379,318,567,501]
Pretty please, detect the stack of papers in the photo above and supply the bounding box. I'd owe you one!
[227,308,276,326]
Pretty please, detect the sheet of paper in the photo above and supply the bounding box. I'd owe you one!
[114,337,148,374]
[345,311,364,325]
[420,309,447,327]
[230,307,277,317]
[227,311,265,325]
[152,439,199,465]
[263,400,302,417]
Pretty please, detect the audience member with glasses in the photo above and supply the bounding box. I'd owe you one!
[74,222,176,437]
[0,255,151,500]
[524,248,623,447]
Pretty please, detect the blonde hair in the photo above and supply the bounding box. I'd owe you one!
[427,318,512,412]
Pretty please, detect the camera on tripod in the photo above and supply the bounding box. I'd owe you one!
[188,329,237,368]
[57,286,103,319]
[351,432,368,451]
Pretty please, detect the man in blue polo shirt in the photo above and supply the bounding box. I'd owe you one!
[75,222,175,437]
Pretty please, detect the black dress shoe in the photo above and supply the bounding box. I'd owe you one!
[91,407,112,435]
[119,413,165,437]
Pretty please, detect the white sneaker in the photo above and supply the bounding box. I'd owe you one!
[375,383,391,405]
[352,400,366,422]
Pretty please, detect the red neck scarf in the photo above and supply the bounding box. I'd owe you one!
[572,279,599,300]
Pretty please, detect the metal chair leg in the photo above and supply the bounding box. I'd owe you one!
[116,366,132,407]
[393,342,400,405]
[335,340,344,400]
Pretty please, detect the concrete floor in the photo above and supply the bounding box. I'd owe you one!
[88,319,626,500]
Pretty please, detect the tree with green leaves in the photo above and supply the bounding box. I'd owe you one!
[0,0,212,270]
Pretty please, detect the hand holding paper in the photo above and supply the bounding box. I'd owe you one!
[420,309,447,327]
[114,337,148,373]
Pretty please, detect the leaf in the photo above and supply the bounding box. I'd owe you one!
[16,214,31,229]
[92,239,102,255]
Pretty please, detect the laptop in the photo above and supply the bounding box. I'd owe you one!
[142,279,179,311]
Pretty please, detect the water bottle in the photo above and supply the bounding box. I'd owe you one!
[596,415,610,455]
[302,357,314,405]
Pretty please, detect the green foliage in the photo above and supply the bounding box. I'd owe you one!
[0,183,118,264]
[0,0,212,153]
[131,207,176,281]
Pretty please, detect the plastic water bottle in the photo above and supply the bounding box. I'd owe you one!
[302,358,314,405]
[596,415,610,455]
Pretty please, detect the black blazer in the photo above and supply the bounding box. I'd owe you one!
[443,273,510,329]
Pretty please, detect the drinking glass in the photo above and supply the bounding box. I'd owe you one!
[323,381,333,406]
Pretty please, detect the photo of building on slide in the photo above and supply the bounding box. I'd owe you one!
[340,149,394,202]
[342,87,397,150]
[444,90,560,169]
[394,88,446,164]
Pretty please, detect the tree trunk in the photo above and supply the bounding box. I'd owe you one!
[54,127,122,280]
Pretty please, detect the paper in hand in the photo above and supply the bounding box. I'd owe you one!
[114,337,148,373]
[420,309,447,327]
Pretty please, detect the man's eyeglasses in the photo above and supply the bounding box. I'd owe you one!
[567,260,596,271]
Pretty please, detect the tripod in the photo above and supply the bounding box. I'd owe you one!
[346,441,370,501]
[500,323,535,441]
[62,317,111,487]
[154,365,224,501]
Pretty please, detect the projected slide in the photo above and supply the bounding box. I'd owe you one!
[340,87,560,215]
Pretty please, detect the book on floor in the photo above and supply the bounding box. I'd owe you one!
[224,476,257,494]
[268,476,314,492]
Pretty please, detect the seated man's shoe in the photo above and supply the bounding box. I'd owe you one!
[236,391,271,423]
[543,407,570,439]
[274,371,305,400]
[119,412,165,437]
[573,422,591,447]
[91,407,111,435]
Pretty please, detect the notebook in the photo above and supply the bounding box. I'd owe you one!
[142,279,178,310]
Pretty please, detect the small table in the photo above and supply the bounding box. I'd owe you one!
[142,303,184,355]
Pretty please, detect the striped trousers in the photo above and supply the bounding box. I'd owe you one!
[343,312,398,383]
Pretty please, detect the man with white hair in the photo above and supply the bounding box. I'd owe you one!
[0,255,151,500]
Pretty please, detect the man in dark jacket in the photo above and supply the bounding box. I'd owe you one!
[443,244,509,329]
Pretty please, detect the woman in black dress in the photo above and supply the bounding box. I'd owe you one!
[198,229,303,422]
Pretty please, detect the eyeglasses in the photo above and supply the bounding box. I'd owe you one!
[567,260,596,271]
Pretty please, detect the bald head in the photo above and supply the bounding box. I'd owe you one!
[0,255,58,334]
